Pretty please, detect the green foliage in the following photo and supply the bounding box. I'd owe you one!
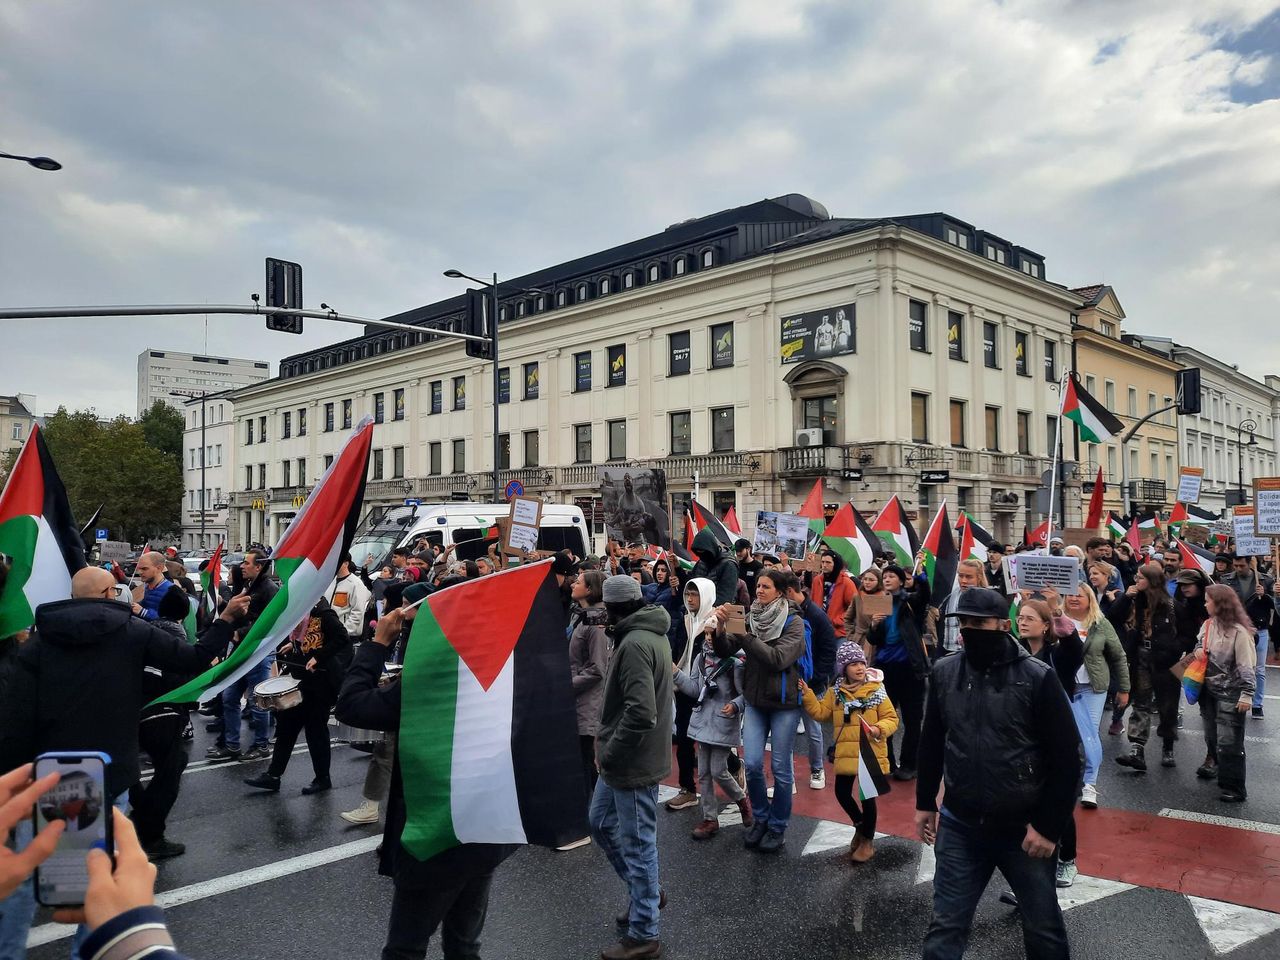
[138,399,186,463]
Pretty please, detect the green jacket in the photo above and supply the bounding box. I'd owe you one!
[1079,617,1130,694]
[596,605,674,789]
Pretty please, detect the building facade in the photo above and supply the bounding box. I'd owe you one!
[1070,286,1182,518]
[0,394,40,465]
[179,392,237,552]
[227,195,1081,548]
[137,349,270,416]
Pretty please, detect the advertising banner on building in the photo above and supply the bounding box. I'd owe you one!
[598,467,671,549]
[780,303,855,364]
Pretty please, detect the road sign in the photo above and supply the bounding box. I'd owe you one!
[265,258,304,334]
[504,479,525,500]
[404,498,421,507]
[94,528,109,541]
[919,470,950,484]
[841,469,863,481]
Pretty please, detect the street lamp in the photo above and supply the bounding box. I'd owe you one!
[172,390,208,550]
[1235,418,1258,505]
[442,270,540,502]
[0,151,61,171]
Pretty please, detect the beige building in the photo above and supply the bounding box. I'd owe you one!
[228,197,1081,548]
[0,394,40,465]
[1071,286,1182,518]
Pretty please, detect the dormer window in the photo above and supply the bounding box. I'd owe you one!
[556,290,568,307]
[623,271,636,290]
[647,264,660,283]
[701,248,715,268]
[1098,321,1114,337]
[673,256,688,276]
[535,295,546,312]
[577,283,591,301]
[498,306,508,322]
[599,276,611,295]
[985,244,1006,264]
[1020,260,1041,278]
[945,228,969,250]
[516,300,526,317]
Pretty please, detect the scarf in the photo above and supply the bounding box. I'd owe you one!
[835,682,887,712]
[747,596,790,642]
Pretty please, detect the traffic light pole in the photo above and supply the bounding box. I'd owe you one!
[491,273,500,504]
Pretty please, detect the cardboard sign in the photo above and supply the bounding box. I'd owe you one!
[1252,477,1280,537]
[501,496,543,558]
[754,511,810,561]
[97,540,131,563]
[1233,506,1271,556]
[1176,468,1204,505]
[860,591,893,619]
[1008,554,1081,595]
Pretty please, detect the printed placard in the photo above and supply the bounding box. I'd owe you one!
[1008,554,1081,595]
[1233,506,1271,556]
[1252,477,1280,537]
[501,496,543,558]
[1176,468,1204,505]
[753,511,810,560]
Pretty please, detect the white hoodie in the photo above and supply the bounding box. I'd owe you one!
[680,577,718,674]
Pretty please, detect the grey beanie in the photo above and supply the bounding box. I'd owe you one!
[602,575,643,604]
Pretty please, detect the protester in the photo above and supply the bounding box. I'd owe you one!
[786,578,837,790]
[666,578,717,812]
[689,528,739,605]
[935,559,987,656]
[847,566,885,654]
[129,550,174,620]
[589,575,673,960]
[566,570,608,820]
[641,559,685,673]
[1223,555,1273,719]
[866,565,931,781]
[325,552,373,642]
[734,540,764,600]
[1085,539,1124,592]
[801,642,897,862]
[1192,585,1257,801]
[1111,564,1178,772]
[985,543,1009,594]
[812,551,856,639]
[916,587,1081,959]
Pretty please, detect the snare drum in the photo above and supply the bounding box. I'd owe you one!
[332,721,386,751]
[253,676,303,711]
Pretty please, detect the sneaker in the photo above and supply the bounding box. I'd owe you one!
[142,837,186,860]
[1252,705,1264,719]
[766,783,797,799]
[1055,859,1078,888]
[204,720,223,733]
[691,819,719,840]
[555,836,592,851]
[243,773,281,792]
[181,722,194,742]
[810,769,826,790]
[1108,719,1124,736]
[301,778,332,795]
[1219,791,1247,803]
[743,820,768,849]
[1080,783,1098,809]
[664,790,698,811]
[239,745,272,763]
[757,829,786,854]
[340,800,381,824]
[1196,758,1218,780]
[600,936,662,959]
[1161,747,1176,768]
[205,746,240,763]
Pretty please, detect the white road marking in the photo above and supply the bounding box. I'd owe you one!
[801,820,857,856]
[915,843,935,884]
[1057,874,1136,911]
[26,836,382,949]
[1158,808,1280,836]
[1178,727,1273,745]
[139,744,318,781]
[1188,895,1280,955]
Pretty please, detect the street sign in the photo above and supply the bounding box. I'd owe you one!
[841,469,863,481]
[449,490,471,502]
[919,470,950,484]
[94,528,109,541]
[404,498,421,507]
[265,258,304,334]
[504,479,524,500]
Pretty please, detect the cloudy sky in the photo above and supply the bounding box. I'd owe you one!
[2,0,1278,418]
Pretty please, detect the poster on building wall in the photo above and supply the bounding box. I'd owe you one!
[753,511,810,560]
[1176,467,1203,504]
[712,325,734,367]
[779,303,856,364]
[598,467,671,549]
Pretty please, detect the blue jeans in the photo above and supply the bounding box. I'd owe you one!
[0,822,36,958]
[1069,686,1107,786]
[743,703,800,833]
[588,779,660,943]
[222,655,274,750]
[1253,629,1269,709]
[923,813,1069,960]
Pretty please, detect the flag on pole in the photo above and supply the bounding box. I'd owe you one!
[1137,512,1163,534]
[871,495,919,568]
[857,716,891,802]
[1173,538,1216,576]
[152,418,374,705]
[690,500,735,550]
[797,478,827,554]
[723,506,742,537]
[200,541,224,621]
[398,560,588,860]
[0,424,86,638]
[1125,515,1142,554]
[1085,466,1106,530]
[1107,511,1127,540]
[1167,502,1187,537]
[820,502,879,575]
[955,511,995,562]
[1062,374,1124,444]
[920,502,959,608]
[683,510,696,555]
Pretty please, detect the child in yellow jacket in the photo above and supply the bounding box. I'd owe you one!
[800,641,898,862]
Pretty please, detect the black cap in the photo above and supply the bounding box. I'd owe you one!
[943,587,1011,620]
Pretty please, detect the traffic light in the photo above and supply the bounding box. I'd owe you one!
[464,287,493,360]
[1175,367,1201,415]
[265,258,304,335]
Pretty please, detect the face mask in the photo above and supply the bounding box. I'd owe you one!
[960,627,1006,667]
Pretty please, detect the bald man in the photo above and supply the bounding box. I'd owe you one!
[130,550,172,621]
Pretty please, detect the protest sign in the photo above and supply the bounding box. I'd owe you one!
[1253,477,1280,537]
[1232,506,1271,556]
[1008,554,1080,595]
[1176,468,1204,505]
[501,496,542,557]
[754,511,810,560]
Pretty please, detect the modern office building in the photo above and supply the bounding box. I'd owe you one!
[136,349,270,416]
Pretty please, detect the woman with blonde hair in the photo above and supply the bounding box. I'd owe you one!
[1194,585,1257,802]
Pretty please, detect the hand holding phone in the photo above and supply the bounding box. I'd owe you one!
[0,764,65,901]
[52,810,156,929]
[32,752,112,907]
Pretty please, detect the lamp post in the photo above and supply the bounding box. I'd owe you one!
[1235,418,1257,506]
[0,150,61,171]
[172,390,207,550]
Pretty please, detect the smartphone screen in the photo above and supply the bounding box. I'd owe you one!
[33,752,112,906]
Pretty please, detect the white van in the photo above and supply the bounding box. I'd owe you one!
[349,502,591,570]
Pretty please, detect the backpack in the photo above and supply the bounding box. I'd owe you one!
[788,614,815,682]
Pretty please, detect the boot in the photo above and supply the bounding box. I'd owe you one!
[1161,741,1176,768]
[1196,755,1218,780]
[850,831,875,863]
[691,819,719,840]
[735,798,754,828]
[1115,745,1146,772]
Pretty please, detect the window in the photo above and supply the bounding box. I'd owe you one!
[1085,375,1096,396]
[523,430,539,467]
[983,322,999,368]
[670,412,691,455]
[393,388,405,421]
[453,376,466,410]
[608,419,626,460]
[1127,387,1137,416]
[1107,445,1117,479]
[298,408,307,436]
[452,439,465,474]
[1163,396,1173,425]
[702,248,715,268]
[324,454,334,469]
[1098,321,1113,337]
[429,443,441,475]
[946,227,969,249]
[215,444,222,465]
[244,465,252,490]
[1150,451,1159,479]
[711,407,735,452]
[534,294,546,312]
[1044,340,1057,381]
[282,411,292,438]
[497,434,510,470]
[373,393,385,424]
[556,290,568,308]
[669,331,691,376]
[803,396,837,444]
[257,463,266,488]
[1014,331,1029,376]
[599,277,611,295]
[647,264,660,283]
[281,459,292,487]
[296,458,306,485]
[392,446,404,478]
[911,393,930,443]
[1147,392,1157,414]
[246,419,254,444]
[340,400,351,429]
[1020,260,1040,278]
[1050,416,1062,458]
[259,416,267,441]
[516,300,526,317]
[430,380,442,414]
[947,311,964,361]
[710,322,734,368]
[985,406,1000,451]
[985,244,1007,264]
[1016,411,1031,454]
[371,449,383,480]
[607,344,626,387]
[577,283,590,302]
[908,300,928,352]
[623,271,636,290]
[574,424,592,464]
[1104,380,1115,409]
[950,400,967,448]
[497,368,510,405]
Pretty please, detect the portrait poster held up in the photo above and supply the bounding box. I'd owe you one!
[597,467,671,548]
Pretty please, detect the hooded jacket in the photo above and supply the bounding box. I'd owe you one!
[689,528,739,606]
[596,604,674,789]
[796,596,837,683]
[568,604,609,736]
[802,670,898,776]
[325,571,372,639]
[0,599,231,798]
[811,556,856,637]
[679,577,718,674]
[672,638,745,748]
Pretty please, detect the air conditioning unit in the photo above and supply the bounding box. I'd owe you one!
[795,428,824,447]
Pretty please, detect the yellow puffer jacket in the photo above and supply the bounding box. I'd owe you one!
[802,676,898,777]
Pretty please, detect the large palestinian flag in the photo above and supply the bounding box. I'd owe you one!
[153,418,373,705]
[1063,373,1124,444]
[919,502,959,607]
[399,560,587,861]
[821,502,879,575]
[871,495,919,568]
[1172,537,1217,577]
[0,424,86,638]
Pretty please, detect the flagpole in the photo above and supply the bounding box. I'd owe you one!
[1045,372,1070,553]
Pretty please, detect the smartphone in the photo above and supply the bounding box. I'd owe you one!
[724,603,747,636]
[32,752,113,907]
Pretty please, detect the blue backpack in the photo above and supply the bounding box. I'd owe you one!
[787,614,815,682]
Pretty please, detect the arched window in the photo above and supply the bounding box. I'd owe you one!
[701,248,715,268]
[647,264,660,283]
[599,277,612,295]
[623,271,636,290]
[499,305,508,321]
[673,256,687,276]
[516,300,526,317]
[556,290,568,307]
[577,283,589,301]
[535,295,546,312]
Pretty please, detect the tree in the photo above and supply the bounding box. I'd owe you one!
[138,399,186,465]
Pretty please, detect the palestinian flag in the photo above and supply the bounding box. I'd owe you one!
[723,506,742,537]
[690,500,734,549]
[182,594,199,642]
[1138,512,1163,534]
[1107,512,1127,540]
[920,502,959,608]
[821,502,879,576]
[399,560,587,860]
[1085,465,1106,530]
[857,717,891,802]
[797,478,826,555]
[1008,593,1022,640]
[955,511,994,562]
[200,541,224,622]
[0,424,86,638]
[1062,373,1124,444]
[1167,502,1188,537]
[683,511,696,554]
[1173,538,1216,577]
[153,418,373,705]
[871,495,919,568]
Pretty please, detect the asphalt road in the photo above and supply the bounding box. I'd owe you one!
[24,666,1280,960]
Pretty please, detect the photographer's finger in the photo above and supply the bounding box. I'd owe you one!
[112,809,149,866]
[51,908,87,925]
[0,771,60,834]
[15,818,65,872]
[0,763,34,797]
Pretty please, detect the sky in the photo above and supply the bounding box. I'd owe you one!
[2,0,1278,418]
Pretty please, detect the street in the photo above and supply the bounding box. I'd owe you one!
[24,666,1280,960]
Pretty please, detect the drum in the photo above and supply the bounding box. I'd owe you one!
[332,721,386,751]
[253,676,303,711]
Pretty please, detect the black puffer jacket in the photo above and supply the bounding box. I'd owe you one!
[1110,590,1180,670]
[0,599,230,798]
